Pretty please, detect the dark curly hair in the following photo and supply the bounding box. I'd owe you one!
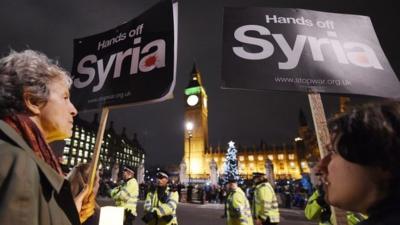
[328,101,400,199]
[0,50,72,117]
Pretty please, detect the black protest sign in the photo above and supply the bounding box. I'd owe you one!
[222,7,400,98]
[71,0,177,111]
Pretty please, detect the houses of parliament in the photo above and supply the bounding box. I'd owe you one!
[183,64,348,181]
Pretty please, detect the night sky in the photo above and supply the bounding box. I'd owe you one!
[1,0,398,167]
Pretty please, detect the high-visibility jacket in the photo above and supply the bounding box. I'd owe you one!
[226,187,254,225]
[252,182,280,223]
[346,212,368,225]
[110,178,139,215]
[305,190,333,225]
[144,187,179,225]
[305,190,367,225]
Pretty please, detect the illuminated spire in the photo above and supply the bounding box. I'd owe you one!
[187,62,202,88]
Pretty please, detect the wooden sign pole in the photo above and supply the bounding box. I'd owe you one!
[88,107,110,192]
[307,93,329,158]
[308,93,347,225]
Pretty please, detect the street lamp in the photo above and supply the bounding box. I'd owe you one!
[294,137,303,142]
[185,121,194,184]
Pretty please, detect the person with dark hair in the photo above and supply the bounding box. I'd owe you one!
[318,101,400,225]
[110,166,138,225]
[142,170,179,225]
[0,49,96,224]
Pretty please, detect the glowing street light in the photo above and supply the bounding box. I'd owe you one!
[185,122,194,132]
[295,137,303,142]
[185,121,194,184]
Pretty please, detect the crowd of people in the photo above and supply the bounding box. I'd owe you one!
[99,176,310,210]
[1,48,399,225]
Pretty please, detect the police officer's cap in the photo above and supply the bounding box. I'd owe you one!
[252,172,265,179]
[156,170,169,179]
[123,166,134,174]
[227,176,238,183]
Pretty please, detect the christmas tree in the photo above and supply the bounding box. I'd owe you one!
[222,141,241,184]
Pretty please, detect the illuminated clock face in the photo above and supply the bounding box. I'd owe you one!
[187,95,199,106]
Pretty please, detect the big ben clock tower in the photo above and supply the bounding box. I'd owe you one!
[184,63,208,180]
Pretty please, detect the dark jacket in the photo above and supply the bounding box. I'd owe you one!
[358,197,400,225]
[0,120,80,225]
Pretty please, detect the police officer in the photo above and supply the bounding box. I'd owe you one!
[110,166,139,225]
[305,188,367,225]
[305,187,332,225]
[226,177,254,225]
[252,173,280,225]
[142,170,179,225]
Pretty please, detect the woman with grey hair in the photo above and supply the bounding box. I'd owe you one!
[0,49,96,225]
[318,101,400,225]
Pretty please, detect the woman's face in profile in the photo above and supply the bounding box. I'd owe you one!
[319,136,383,213]
[34,78,77,142]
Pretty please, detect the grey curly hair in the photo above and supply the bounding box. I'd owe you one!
[0,50,72,117]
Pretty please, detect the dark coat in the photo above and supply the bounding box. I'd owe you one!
[0,120,80,225]
[358,196,400,225]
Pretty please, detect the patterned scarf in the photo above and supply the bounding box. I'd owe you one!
[4,114,63,175]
